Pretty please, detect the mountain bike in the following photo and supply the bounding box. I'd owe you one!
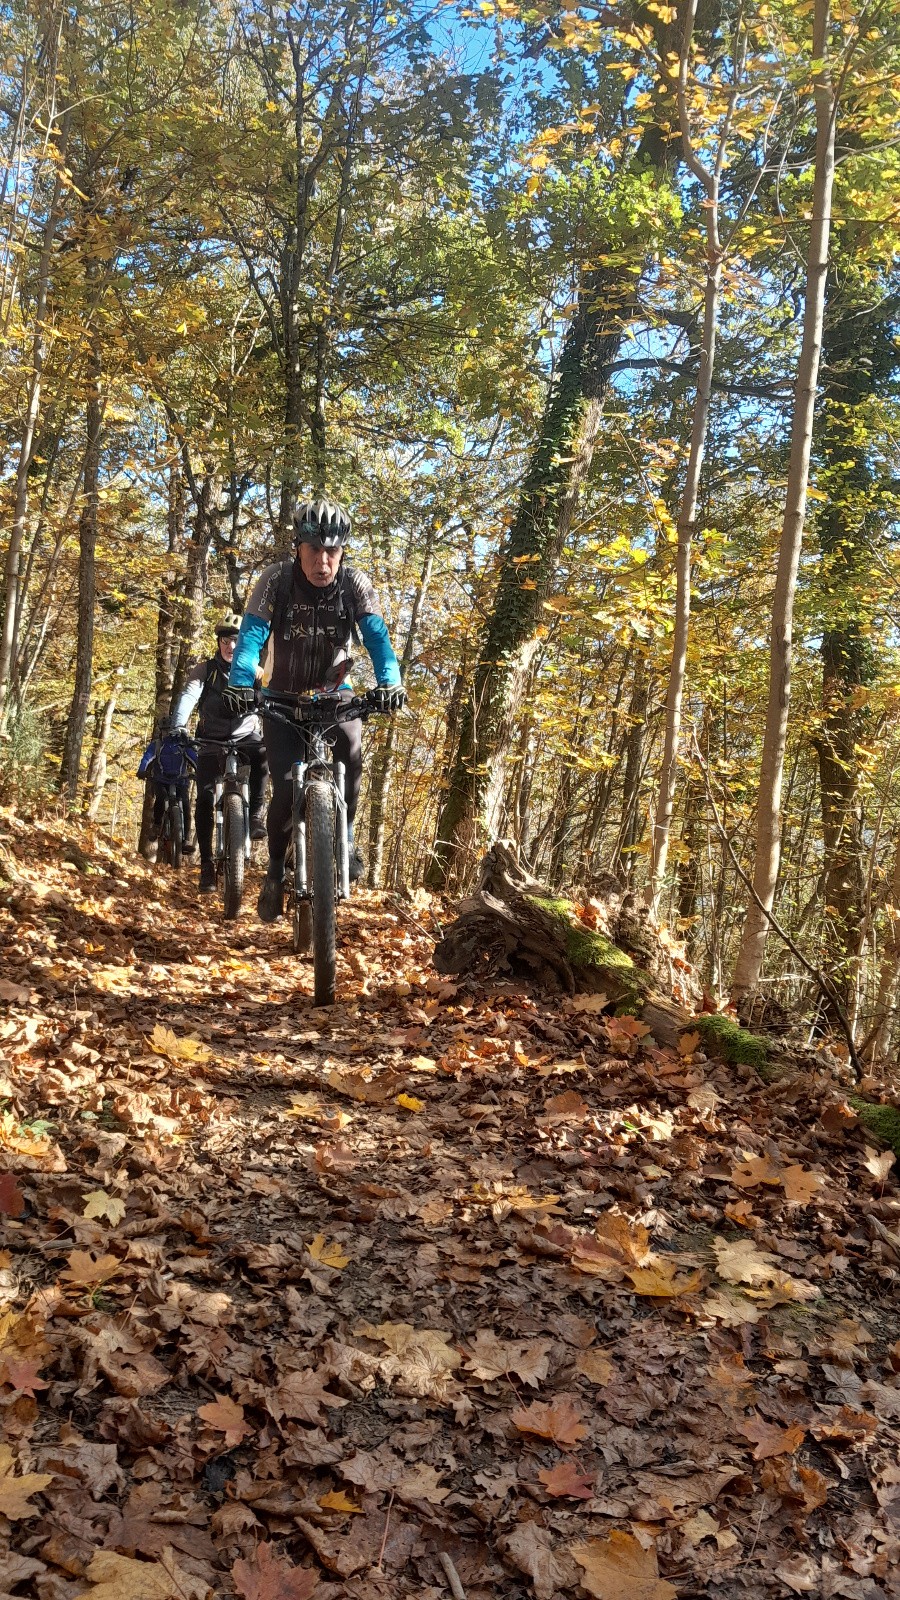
[154,751,196,871]
[197,735,252,920]
[261,685,388,1006]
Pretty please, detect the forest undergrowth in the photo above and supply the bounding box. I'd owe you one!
[1,809,900,1600]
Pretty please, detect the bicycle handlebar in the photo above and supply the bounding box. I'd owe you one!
[260,691,385,731]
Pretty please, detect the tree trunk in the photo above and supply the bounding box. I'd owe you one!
[366,535,433,887]
[732,0,836,999]
[171,464,217,702]
[85,669,123,823]
[60,340,103,801]
[0,148,67,731]
[650,0,725,906]
[614,654,649,883]
[155,452,184,721]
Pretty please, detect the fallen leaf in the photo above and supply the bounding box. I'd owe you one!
[0,1444,54,1519]
[574,1348,614,1385]
[394,1461,449,1504]
[539,1460,595,1498]
[318,1489,363,1515]
[678,1030,701,1056]
[356,1321,461,1398]
[464,1330,552,1387]
[713,1236,779,1286]
[626,1260,704,1298]
[61,1249,122,1285]
[731,1153,782,1189]
[83,1548,211,1598]
[307,1234,350,1270]
[781,1165,826,1204]
[542,1090,589,1121]
[0,979,30,1004]
[739,1414,805,1459]
[1,1356,49,1396]
[147,1025,212,1065]
[503,1523,577,1600]
[571,1529,677,1600]
[863,1147,895,1182]
[0,1172,25,1217]
[512,1394,587,1447]
[83,1190,127,1226]
[395,1093,424,1112]
[197,1395,251,1447]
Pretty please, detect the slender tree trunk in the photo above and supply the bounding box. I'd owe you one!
[172,465,217,702]
[156,453,184,720]
[862,830,900,1064]
[85,668,122,822]
[732,0,836,999]
[0,149,67,730]
[615,655,649,883]
[650,0,725,906]
[60,340,103,801]
[367,536,434,887]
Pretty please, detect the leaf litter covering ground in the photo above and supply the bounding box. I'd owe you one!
[1,811,900,1599]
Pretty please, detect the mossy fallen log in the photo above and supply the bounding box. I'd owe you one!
[433,843,696,1044]
[850,1098,900,1159]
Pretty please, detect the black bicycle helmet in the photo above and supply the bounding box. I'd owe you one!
[293,497,351,549]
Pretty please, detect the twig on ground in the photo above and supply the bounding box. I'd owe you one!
[438,1550,468,1600]
[374,1489,395,1571]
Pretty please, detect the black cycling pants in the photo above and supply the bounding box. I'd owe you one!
[194,742,268,864]
[262,713,362,866]
[153,782,191,838]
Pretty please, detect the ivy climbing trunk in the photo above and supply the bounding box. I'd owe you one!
[732,0,837,1000]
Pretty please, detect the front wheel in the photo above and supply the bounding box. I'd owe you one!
[306,780,336,1005]
[222,791,245,919]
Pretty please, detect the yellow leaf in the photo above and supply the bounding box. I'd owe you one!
[308,1234,350,1270]
[0,1444,54,1520]
[147,1025,211,1064]
[318,1489,363,1514]
[396,1094,425,1112]
[82,1190,126,1226]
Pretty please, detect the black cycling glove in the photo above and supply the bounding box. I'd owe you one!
[369,685,407,713]
[222,685,256,718]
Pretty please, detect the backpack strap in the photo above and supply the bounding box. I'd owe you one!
[340,566,362,647]
[195,659,213,716]
[272,556,295,643]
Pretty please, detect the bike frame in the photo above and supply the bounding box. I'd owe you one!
[210,742,251,867]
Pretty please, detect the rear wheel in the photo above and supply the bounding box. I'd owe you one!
[222,792,245,919]
[307,780,336,1005]
[170,799,184,869]
[157,808,172,870]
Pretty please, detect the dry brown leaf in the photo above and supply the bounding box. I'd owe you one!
[82,1548,211,1599]
[464,1329,552,1387]
[739,1414,805,1459]
[781,1165,826,1204]
[571,1530,677,1600]
[0,1445,53,1520]
[511,1394,587,1446]
[678,1030,701,1056]
[61,1249,122,1286]
[307,1234,350,1270]
[502,1523,577,1600]
[355,1321,461,1398]
[99,1349,170,1399]
[626,1260,703,1298]
[197,1395,251,1446]
[863,1147,896,1182]
[83,1190,126,1225]
[538,1460,595,1498]
[731,1153,782,1189]
[574,1348,614,1385]
[713,1236,779,1286]
[393,1462,449,1504]
[270,1369,348,1424]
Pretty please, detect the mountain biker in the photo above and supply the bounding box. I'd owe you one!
[137,719,195,848]
[172,612,269,895]
[224,498,405,921]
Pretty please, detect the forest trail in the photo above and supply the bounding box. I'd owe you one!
[2,810,900,1600]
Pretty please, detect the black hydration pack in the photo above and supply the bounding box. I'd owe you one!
[270,556,362,648]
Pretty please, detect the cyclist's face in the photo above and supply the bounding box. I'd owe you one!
[299,541,342,587]
[218,635,237,662]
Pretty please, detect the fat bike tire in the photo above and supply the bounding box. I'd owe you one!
[306,780,336,1005]
[222,792,245,919]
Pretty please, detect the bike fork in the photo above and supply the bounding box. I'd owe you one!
[334,760,349,901]
[292,761,308,896]
[214,778,224,860]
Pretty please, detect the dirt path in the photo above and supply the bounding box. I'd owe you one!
[2,808,900,1599]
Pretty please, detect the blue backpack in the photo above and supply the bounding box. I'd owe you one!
[155,736,193,781]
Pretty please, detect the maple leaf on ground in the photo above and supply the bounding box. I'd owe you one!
[730,1153,782,1189]
[318,1490,363,1515]
[82,1547,211,1598]
[197,1395,251,1447]
[502,1523,578,1600]
[713,1237,779,1286]
[574,1348,614,1385]
[269,1368,348,1424]
[572,1530,677,1600]
[626,1260,704,1298]
[355,1321,461,1398]
[761,1457,828,1516]
[511,1394,587,1447]
[571,1212,651,1278]
[780,1165,826,1204]
[539,1461,595,1498]
[307,1234,350,1270]
[863,1147,895,1182]
[811,1405,879,1444]
[83,1190,127,1225]
[0,1171,25,1216]
[230,1536,318,1600]
[147,1025,211,1065]
[541,1090,589,1122]
[61,1248,122,1285]
[100,1349,170,1399]
[464,1330,552,1387]
[1,1356,49,1396]
[739,1414,805,1459]
[0,1444,54,1519]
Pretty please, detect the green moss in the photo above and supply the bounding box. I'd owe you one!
[850,1098,900,1159]
[527,897,650,996]
[688,1013,770,1072]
